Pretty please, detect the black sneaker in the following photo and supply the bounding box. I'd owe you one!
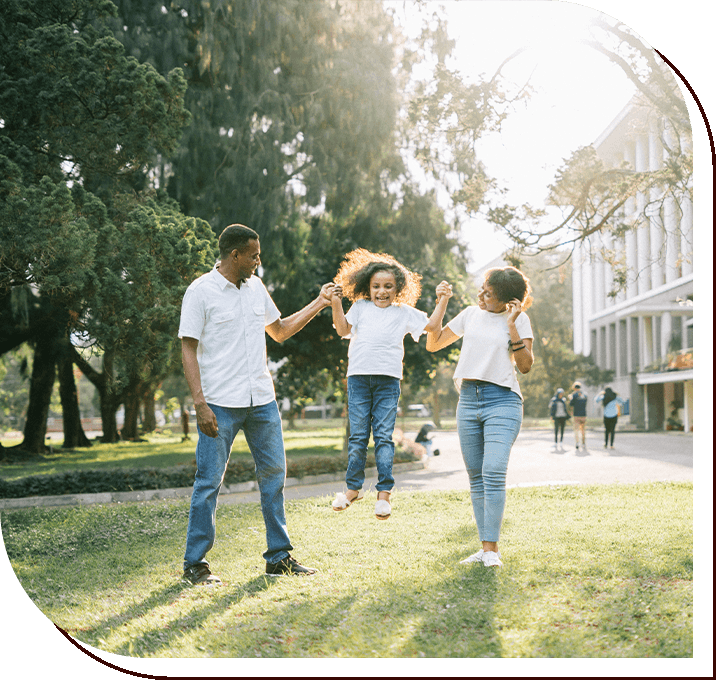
[183,563,221,585]
[265,555,317,576]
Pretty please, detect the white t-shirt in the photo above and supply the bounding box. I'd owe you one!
[447,306,533,398]
[343,299,429,379]
[178,267,281,408]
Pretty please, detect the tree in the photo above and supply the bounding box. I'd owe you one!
[479,16,691,290]
[0,0,212,453]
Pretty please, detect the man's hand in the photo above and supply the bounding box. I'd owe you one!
[319,282,336,306]
[195,402,218,438]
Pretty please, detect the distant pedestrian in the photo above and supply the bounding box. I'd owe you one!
[427,266,534,568]
[415,422,437,457]
[548,388,569,446]
[568,382,588,450]
[329,248,451,520]
[595,387,625,449]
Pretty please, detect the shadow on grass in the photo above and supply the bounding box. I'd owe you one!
[77,575,280,656]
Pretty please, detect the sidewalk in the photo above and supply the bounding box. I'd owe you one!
[254,428,693,505]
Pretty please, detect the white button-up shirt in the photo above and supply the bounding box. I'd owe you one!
[178,267,281,408]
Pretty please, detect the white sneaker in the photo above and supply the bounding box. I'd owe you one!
[482,551,503,567]
[459,550,484,564]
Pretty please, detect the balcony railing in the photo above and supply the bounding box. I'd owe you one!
[642,348,693,374]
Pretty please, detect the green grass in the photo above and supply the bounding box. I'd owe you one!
[0,429,348,482]
[1,482,693,658]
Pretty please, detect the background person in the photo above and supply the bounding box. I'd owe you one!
[427,266,534,568]
[548,388,569,447]
[568,382,588,450]
[329,248,451,520]
[179,224,335,584]
[595,387,625,449]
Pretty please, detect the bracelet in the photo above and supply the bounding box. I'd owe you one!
[510,344,526,352]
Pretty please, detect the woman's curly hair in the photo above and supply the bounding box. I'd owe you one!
[484,266,534,310]
[334,249,422,307]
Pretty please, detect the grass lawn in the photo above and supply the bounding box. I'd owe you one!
[1,482,693,658]
[0,429,347,482]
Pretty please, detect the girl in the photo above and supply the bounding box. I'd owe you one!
[595,387,625,449]
[330,248,451,520]
[427,266,534,567]
[549,388,569,447]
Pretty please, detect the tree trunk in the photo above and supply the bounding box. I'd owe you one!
[142,387,157,433]
[121,379,142,440]
[21,331,57,454]
[431,389,442,429]
[71,346,121,443]
[58,335,91,449]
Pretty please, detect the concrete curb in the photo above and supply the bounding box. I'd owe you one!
[0,460,427,511]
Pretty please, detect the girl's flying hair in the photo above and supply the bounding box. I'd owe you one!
[334,248,422,307]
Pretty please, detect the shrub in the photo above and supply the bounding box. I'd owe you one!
[0,443,420,498]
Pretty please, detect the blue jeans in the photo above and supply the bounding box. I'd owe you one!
[183,400,292,568]
[456,381,523,542]
[346,375,400,492]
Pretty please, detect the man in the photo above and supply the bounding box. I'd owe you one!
[178,224,334,584]
[568,382,588,450]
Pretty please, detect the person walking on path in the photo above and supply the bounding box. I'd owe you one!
[329,248,451,520]
[179,224,335,584]
[568,382,588,450]
[548,388,569,448]
[426,266,534,568]
[595,387,625,449]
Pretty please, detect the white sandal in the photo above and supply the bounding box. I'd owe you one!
[375,492,391,520]
[332,490,363,511]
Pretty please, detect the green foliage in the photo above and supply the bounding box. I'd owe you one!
[0,0,215,445]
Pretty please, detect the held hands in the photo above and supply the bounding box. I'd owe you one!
[436,280,453,301]
[319,282,338,307]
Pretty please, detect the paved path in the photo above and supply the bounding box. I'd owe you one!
[221,428,693,505]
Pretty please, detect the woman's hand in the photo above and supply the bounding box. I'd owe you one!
[506,298,523,323]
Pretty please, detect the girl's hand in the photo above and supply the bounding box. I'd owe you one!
[436,280,453,300]
[506,298,522,322]
[331,284,343,299]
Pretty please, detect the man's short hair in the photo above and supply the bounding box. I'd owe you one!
[573,382,581,389]
[218,224,259,259]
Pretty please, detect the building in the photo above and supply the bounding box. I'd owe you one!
[571,96,694,431]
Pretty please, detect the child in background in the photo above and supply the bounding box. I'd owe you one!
[330,249,452,520]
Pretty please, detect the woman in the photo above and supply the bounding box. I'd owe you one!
[595,387,625,449]
[549,388,569,447]
[427,267,534,568]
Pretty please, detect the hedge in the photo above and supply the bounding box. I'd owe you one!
[0,447,419,499]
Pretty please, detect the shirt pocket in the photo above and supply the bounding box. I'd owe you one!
[209,311,236,337]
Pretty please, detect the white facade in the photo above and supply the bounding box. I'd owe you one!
[572,98,693,431]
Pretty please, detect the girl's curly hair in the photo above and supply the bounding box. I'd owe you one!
[484,266,534,310]
[334,248,422,307]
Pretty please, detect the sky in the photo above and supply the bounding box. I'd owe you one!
[387,0,711,273]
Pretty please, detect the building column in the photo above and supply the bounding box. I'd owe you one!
[662,126,680,282]
[648,121,665,289]
[624,143,639,299]
[572,241,584,355]
[635,135,651,295]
